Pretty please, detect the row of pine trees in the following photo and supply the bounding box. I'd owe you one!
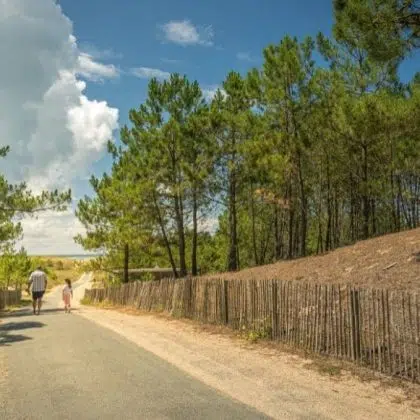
[76,12,420,280]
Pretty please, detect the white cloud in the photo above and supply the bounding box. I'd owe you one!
[236,52,256,62]
[0,0,119,254]
[131,67,171,80]
[77,52,119,81]
[18,210,86,255]
[79,43,123,60]
[202,85,226,102]
[159,20,214,46]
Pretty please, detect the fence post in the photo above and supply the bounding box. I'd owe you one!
[183,277,193,318]
[271,280,278,340]
[188,277,193,318]
[350,289,361,361]
[224,280,229,325]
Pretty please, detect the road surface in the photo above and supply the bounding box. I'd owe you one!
[0,274,267,420]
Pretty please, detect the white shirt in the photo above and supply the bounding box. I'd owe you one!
[28,270,47,292]
[63,285,72,295]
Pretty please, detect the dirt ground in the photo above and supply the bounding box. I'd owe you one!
[78,304,420,420]
[209,228,420,291]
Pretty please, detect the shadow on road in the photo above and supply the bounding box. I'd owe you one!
[0,321,45,332]
[0,333,32,346]
[0,319,45,347]
[0,307,78,319]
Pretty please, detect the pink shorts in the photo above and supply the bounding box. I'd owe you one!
[63,293,71,306]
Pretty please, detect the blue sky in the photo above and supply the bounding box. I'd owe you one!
[60,0,419,199]
[6,0,418,254]
[61,0,336,199]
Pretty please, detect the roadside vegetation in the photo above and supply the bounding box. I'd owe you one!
[75,1,420,282]
[0,252,81,292]
[0,145,70,292]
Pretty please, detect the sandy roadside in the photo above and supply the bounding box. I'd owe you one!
[76,304,420,420]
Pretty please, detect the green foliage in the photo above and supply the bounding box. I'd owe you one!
[0,247,31,288]
[0,146,71,251]
[74,14,420,276]
[139,272,155,282]
[334,0,420,62]
[241,320,272,343]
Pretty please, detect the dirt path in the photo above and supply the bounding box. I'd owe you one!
[77,305,420,420]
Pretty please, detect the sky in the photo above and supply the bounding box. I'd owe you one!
[1,0,419,255]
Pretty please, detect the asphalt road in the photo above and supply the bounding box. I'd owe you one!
[0,281,268,420]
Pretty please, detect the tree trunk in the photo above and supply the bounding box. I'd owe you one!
[325,156,332,251]
[334,191,340,247]
[152,192,178,278]
[362,143,370,239]
[191,189,198,276]
[297,152,307,256]
[390,140,399,232]
[397,175,403,228]
[174,193,187,277]
[371,198,377,235]
[228,167,239,271]
[123,243,129,283]
[287,180,294,259]
[274,206,282,260]
[261,217,273,264]
[350,172,356,242]
[294,217,300,257]
[250,188,259,265]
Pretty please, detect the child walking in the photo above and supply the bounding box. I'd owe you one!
[62,278,73,313]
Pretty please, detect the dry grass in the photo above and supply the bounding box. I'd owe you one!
[36,256,81,290]
[208,228,420,291]
[90,270,109,287]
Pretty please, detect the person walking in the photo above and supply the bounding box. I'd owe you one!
[27,266,48,315]
[62,278,73,313]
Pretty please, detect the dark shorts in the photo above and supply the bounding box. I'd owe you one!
[32,291,45,300]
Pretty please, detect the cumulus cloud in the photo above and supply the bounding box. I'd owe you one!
[0,0,119,253]
[131,67,171,80]
[18,210,87,255]
[159,20,214,46]
[77,52,119,81]
[78,43,123,60]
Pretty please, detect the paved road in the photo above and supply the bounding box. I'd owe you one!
[0,278,268,420]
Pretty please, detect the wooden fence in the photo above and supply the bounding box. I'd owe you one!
[0,289,21,310]
[84,278,420,383]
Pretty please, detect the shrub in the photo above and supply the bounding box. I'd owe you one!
[55,260,64,270]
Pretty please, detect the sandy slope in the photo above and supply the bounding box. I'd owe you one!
[209,228,420,291]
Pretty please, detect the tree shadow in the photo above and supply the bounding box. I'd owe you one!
[0,321,45,332]
[0,333,32,347]
[0,319,44,347]
[0,307,78,319]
